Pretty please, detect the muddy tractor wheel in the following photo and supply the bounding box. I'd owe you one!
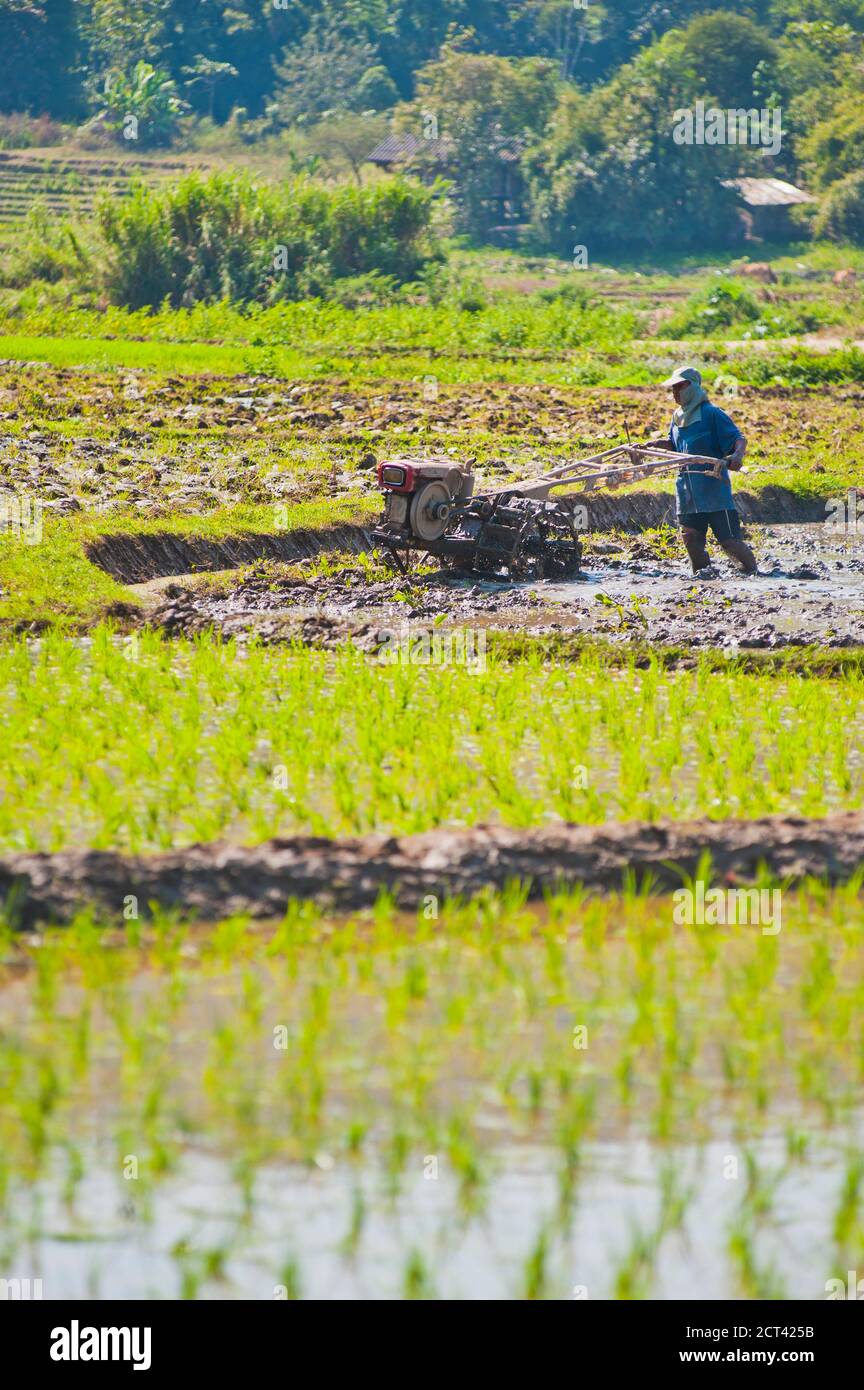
[541,542,583,579]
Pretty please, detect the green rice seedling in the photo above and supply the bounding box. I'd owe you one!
[171,1238,201,1301]
[345,1120,368,1158]
[445,1113,487,1217]
[226,1152,258,1220]
[340,1186,366,1261]
[784,1128,809,1163]
[403,1250,436,1300]
[202,1247,229,1282]
[383,1127,411,1203]
[656,1160,695,1239]
[521,1226,550,1301]
[266,899,323,961]
[371,887,397,935]
[204,914,254,965]
[276,1257,302,1300]
[61,1142,85,1212]
[727,1219,786,1301]
[543,881,591,936]
[832,1154,864,1250]
[613,1225,659,1301]
[555,1089,596,1217]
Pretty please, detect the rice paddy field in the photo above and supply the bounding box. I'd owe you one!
[1,242,864,1303]
[2,886,863,1300]
[1,635,864,851]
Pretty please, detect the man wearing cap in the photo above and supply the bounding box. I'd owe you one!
[653,367,757,577]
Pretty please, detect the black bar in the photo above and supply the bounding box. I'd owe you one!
[8,1298,859,1375]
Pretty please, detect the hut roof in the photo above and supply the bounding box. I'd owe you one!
[720,177,815,207]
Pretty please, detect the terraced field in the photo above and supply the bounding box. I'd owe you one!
[0,147,206,252]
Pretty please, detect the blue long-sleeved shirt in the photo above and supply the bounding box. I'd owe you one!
[671,403,743,514]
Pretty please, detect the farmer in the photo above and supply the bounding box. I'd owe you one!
[651,366,757,577]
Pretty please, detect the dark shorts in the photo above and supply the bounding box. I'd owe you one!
[679,508,742,541]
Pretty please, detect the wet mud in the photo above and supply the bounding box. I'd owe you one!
[2,363,861,519]
[2,810,863,928]
[145,524,864,651]
[87,522,371,584]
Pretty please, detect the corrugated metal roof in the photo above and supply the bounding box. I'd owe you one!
[721,177,815,207]
[367,133,453,163]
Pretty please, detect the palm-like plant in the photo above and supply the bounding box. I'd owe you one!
[101,62,188,148]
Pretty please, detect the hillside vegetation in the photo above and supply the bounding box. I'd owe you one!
[0,2,863,259]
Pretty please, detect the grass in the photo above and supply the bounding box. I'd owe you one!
[0,331,659,385]
[0,632,862,852]
[0,294,636,353]
[0,497,376,634]
[0,237,861,387]
[2,331,864,391]
[0,881,862,1298]
[82,496,375,539]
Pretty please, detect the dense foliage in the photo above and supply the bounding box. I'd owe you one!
[1,1,863,248]
[2,2,773,120]
[95,171,438,308]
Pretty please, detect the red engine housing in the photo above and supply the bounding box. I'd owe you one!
[377,462,417,494]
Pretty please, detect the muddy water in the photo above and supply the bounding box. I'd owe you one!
[544,525,864,648]
[150,525,864,650]
[7,1132,857,1300]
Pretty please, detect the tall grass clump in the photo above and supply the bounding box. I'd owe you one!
[0,202,91,289]
[666,279,760,336]
[96,171,439,310]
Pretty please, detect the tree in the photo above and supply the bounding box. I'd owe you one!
[772,0,864,23]
[400,45,560,236]
[181,56,239,121]
[527,28,743,252]
[81,0,168,78]
[0,0,81,117]
[799,78,864,189]
[99,61,187,148]
[814,168,864,242]
[304,113,391,184]
[680,12,778,108]
[523,1,607,82]
[355,66,400,111]
[274,18,388,124]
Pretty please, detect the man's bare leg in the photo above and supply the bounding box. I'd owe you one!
[718,539,758,574]
[681,526,711,572]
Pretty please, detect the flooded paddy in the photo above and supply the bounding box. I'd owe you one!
[2,889,863,1300]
